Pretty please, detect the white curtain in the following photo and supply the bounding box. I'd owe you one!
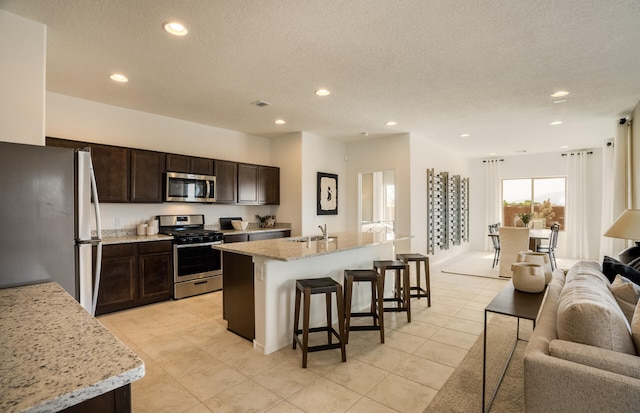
[484,159,502,251]
[565,152,592,258]
[599,121,632,260]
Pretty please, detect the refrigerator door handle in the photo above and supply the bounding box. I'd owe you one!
[89,156,102,317]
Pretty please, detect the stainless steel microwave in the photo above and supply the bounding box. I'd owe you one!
[165,172,216,203]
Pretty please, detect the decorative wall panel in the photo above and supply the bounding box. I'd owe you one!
[426,169,469,254]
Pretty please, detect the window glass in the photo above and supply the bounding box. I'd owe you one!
[502,177,565,230]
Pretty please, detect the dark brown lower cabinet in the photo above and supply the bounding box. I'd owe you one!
[95,241,172,315]
[222,230,291,340]
[60,385,131,413]
[222,252,255,341]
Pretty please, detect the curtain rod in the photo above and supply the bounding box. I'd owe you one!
[482,159,504,163]
[561,151,594,156]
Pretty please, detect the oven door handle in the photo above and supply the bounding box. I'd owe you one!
[175,241,223,249]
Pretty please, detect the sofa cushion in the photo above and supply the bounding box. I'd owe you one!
[602,256,640,285]
[557,261,636,355]
[632,299,640,354]
[610,275,640,324]
[549,339,640,378]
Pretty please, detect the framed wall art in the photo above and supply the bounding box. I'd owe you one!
[317,172,338,215]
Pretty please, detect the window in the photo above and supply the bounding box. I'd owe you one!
[502,177,565,230]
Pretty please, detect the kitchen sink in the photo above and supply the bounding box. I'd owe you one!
[287,235,336,243]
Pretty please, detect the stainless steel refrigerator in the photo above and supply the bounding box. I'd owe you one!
[0,141,102,315]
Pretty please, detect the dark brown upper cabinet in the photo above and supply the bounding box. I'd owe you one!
[166,154,214,175]
[237,163,259,204]
[90,144,130,203]
[130,149,165,203]
[258,166,280,205]
[214,160,238,204]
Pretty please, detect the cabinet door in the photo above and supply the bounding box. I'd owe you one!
[224,233,249,243]
[214,160,237,203]
[90,144,130,203]
[130,149,165,203]
[222,252,255,340]
[238,163,259,204]
[166,154,190,173]
[95,244,136,316]
[258,166,280,205]
[138,244,172,304]
[190,157,214,175]
[46,136,89,150]
[248,230,290,241]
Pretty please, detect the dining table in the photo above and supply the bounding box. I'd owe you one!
[488,228,551,252]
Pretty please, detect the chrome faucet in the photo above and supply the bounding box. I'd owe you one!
[318,224,327,241]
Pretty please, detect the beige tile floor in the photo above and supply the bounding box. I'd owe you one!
[99,264,510,413]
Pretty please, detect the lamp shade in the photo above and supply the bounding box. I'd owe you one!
[604,209,640,240]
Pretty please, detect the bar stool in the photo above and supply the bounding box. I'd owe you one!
[397,253,431,307]
[292,277,346,368]
[373,260,411,322]
[343,269,385,344]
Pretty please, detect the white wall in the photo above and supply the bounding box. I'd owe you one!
[469,149,604,259]
[409,134,472,264]
[300,132,347,235]
[271,132,303,235]
[0,10,45,145]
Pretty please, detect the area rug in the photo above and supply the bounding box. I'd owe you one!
[424,315,532,413]
[441,252,501,279]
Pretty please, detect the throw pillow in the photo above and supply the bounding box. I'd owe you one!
[610,274,640,324]
[632,300,640,354]
[629,255,640,270]
[602,256,640,285]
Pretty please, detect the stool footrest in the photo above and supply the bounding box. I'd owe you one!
[348,325,382,332]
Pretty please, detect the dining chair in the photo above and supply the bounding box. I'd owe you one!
[488,223,501,268]
[498,227,530,277]
[537,223,559,270]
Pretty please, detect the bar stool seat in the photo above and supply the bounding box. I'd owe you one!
[373,260,411,322]
[292,277,346,368]
[397,253,431,306]
[343,269,385,344]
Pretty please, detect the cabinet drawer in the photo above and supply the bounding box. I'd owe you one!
[137,240,173,254]
[102,244,135,259]
[224,234,249,243]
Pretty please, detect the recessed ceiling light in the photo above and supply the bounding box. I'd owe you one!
[560,145,569,149]
[489,152,497,156]
[554,99,567,104]
[550,121,563,126]
[274,119,286,125]
[385,121,397,126]
[550,90,569,98]
[315,89,330,96]
[460,133,470,138]
[109,73,128,83]
[516,149,527,153]
[164,21,188,36]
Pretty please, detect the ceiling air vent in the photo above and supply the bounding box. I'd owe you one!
[251,100,271,107]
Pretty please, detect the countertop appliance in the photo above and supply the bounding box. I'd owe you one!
[165,171,216,203]
[0,141,103,315]
[158,214,224,299]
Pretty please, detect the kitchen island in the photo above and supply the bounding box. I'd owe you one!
[0,282,144,412]
[214,231,410,354]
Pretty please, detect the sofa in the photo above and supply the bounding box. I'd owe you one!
[524,260,640,412]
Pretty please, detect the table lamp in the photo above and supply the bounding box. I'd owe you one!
[603,209,640,263]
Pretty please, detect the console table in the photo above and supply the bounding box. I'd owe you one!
[482,281,547,413]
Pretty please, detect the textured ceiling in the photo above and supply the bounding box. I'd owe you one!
[2,0,639,158]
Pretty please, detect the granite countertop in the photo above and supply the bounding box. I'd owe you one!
[219,224,292,235]
[101,233,174,245]
[213,231,411,261]
[0,283,144,412]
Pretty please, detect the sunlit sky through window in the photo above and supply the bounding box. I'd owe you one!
[503,178,565,205]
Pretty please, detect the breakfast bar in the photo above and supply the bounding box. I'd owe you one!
[214,232,410,354]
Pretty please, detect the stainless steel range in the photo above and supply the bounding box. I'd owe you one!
[157,214,224,299]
